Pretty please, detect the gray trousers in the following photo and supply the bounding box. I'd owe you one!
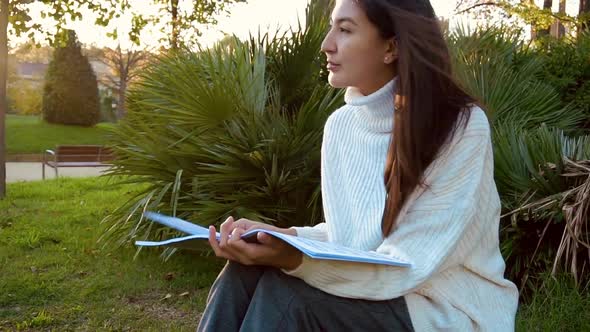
[197,261,414,332]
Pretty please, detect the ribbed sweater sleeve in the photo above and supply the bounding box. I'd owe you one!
[291,223,329,242]
[283,119,491,300]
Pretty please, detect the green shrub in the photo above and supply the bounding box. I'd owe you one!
[99,88,117,123]
[536,32,590,129]
[447,26,589,294]
[42,30,100,126]
[102,17,590,293]
[7,80,43,115]
[100,1,339,249]
[494,125,590,294]
[448,26,584,131]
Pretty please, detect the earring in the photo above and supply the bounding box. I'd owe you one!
[385,56,391,64]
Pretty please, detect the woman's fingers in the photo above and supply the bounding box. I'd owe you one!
[233,218,258,231]
[208,225,225,258]
[228,227,244,241]
[257,231,273,245]
[210,217,285,266]
[219,216,234,248]
[209,221,249,262]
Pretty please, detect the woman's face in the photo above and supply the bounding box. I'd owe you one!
[321,0,396,95]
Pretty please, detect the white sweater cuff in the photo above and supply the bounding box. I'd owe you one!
[290,226,328,242]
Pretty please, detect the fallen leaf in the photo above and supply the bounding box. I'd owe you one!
[179,292,189,297]
[161,293,172,301]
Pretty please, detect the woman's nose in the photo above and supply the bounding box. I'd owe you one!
[321,31,335,54]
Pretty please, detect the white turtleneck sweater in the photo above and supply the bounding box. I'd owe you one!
[285,79,519,331]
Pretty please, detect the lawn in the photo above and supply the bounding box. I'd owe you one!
[6,115,115,154]
[1,176,588,331]
[0,176,224,331]
[516,275,590,331]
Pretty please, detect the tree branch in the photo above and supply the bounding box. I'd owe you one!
[454,1,499,15]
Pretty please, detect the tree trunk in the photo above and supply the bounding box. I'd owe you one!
[116,46,127,119]
[117,79,126,119]
[170,0,179,50]
[538,0,553,37]
[0,0,9,199]
[580,0,590,32]
[554,0,566,38]
[522,0,538,40]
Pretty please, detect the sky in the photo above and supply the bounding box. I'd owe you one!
[12,0,583,50]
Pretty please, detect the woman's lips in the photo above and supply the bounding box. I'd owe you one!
[327,62,341,71]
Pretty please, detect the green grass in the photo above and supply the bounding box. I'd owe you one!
[6,114,115,154]
[0,176,224,331]
[1,176,588,331]
[516,275,590,332]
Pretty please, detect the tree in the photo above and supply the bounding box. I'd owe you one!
[97,45,150,119]
[43,30,100,126]
[454,0,585,40]
[0,0,247,198]
[1,1,8,199]
[128,0,248,49]
[0,0,128,199]
[10,41,52,63]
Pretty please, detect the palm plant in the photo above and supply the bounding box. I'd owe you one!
[448,26,590,292]
[99,0,342,252]
[495,125,590,291]
[448,26,585,131]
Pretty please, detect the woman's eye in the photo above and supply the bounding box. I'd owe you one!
[339,28,350,33]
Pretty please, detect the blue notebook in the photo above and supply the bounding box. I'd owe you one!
[135,212,412,268]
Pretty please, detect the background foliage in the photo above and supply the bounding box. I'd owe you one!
[100,1,339,255]
[448,26,590,293]
[7,80,42,116]
[42,30,100,126]
[536,31,590,128]
[101,3,590,296]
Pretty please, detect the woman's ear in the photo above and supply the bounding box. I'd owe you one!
[384,38,398,65]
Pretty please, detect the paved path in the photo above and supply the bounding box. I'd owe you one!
[6,162,111,183]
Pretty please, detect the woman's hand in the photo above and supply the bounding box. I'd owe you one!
[207,216,302,270]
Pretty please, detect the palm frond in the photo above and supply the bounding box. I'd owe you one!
[494,125,590,287]
[448,26,585,131]
[100,1,342,250]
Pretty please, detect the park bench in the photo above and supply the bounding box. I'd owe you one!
[42,145,114,179]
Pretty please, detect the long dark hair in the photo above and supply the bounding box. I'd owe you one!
[355,0,476,236]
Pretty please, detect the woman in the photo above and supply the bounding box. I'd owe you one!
[198,0,519,331]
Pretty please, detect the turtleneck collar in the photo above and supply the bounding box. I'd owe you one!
[344,78,397,133]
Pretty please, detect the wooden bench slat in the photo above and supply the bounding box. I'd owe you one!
[56,150,102,153]
[47,161,107,167]
[57,157,101,162]
[56,145,103,148]
[56,148,102,153]
[43,145,114,179]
